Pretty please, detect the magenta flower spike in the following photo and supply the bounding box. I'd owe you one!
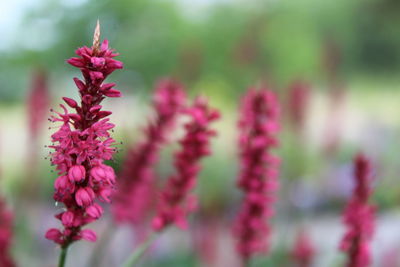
[112,78,186,227]
[152,97,220,232]
[0,197,15,267]
[233,86,280,263]
[25,69,51,196]
[45,21,123,257]
[287,80,310,134]
[340,153,375,267]
[27,69,50,139]
[291,229,315,267]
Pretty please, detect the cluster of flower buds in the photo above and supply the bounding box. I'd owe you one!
[0,197,15,267]
[112,79,186,225]
[234,87,280,260]
[45,24,123,247]
[152,97,220,231]
[340,154,375,267]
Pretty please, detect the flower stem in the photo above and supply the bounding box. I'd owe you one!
[121,233,159,267]
[88,219,116,267]
[58,245,69,267]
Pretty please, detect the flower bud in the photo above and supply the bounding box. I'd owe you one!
[68,165,86,183]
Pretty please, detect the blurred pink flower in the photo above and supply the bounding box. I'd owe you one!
[234,86,280,261]
[340,153,375,267]
[112,78,186,226]
[45,34,123,248]
[291,229,315,267]
[152,97,220,231]
[287,80,310,133]
[0,197,15,267]
[24,69,51,196]
[27,69,50,139]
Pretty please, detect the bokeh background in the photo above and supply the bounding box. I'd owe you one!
[2,0,400,266]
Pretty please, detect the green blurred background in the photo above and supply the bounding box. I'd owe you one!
[2,0,400,266]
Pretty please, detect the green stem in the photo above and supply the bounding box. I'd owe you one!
[88,220,116,267]
[121,233,159,267]
[58,245,69,267]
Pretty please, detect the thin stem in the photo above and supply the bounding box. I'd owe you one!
[58,245,69,267]
[88,219,116,267]
[242,257,250,267]
[121,233,159,267]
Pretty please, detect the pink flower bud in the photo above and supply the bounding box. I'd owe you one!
[97,111,112,119]
[62,97,78,108]
[103,89,121,97]
[80,229,97,242]
[73,78,86,91]
[90,57,105,68]
[100,83,115,91]
[89,105,102,113]
[98,188,112,203]
[86,203,103,218]
[89,71,103,81]
[67,58,85,68]
[106,59,123,69]
[152,217,165,231]
[68,165,86,183]
[91,165,115,184]
[75,187,95,207]
[101,39,109,51]
[55,175,69,190]
[68,113,81,121]
[61,211,74,227]
[45,228,63,244]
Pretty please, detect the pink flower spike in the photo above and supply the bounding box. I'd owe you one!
[291,229,315,267]
[80,229,97,242]
[112,78,186,227]
[0,198,16,267]
[233,86,280,261]
[152,96,220,231]
[46,22,122,248]
[340,153,375,267]
[27,69,50,139]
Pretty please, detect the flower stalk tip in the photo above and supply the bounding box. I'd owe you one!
[93,20,101,54]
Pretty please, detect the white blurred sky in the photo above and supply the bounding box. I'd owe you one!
[0,0,234,51]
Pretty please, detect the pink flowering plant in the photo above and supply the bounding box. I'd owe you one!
[45,22,123,266]
[291,229,315,267]
[340,153,375,267]
[27,69,50,139]
[234,86,280,265]
[0,197,15,267]
[152,96,220,231]
[121,96,220,267]
[112,79,186,228]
